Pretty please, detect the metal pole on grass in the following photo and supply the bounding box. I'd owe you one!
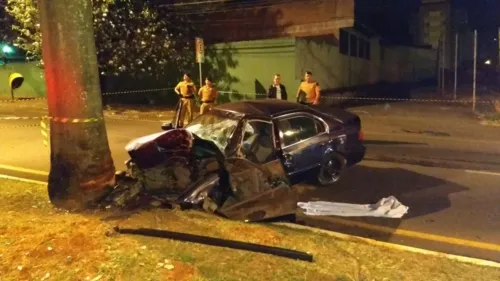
[442,32,446,94]
[454,32,458,100]
[473,30,477,112]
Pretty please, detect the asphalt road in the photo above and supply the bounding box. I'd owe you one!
[1,104,500,263]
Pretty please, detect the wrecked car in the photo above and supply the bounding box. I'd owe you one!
[110,100,365,222]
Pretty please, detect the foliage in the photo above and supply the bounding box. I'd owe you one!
[4,0,197,77]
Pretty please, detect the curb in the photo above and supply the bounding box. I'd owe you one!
[0,174,47,185]
[274,222,500,269]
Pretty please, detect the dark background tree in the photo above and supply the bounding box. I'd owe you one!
[5,0,197,78]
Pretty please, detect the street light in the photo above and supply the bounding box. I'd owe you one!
[1,44,14,54]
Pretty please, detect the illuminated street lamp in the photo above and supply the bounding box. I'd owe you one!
[1,45,14,54]
[485,59,492,65]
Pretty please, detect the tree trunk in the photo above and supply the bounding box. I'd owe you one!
[39,0,116,210]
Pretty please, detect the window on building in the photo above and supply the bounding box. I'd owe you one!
[364,40,371,60]
[339,29,349,55]
[358,39,365,59]
[355,39,370,60]
[350,34,358,57]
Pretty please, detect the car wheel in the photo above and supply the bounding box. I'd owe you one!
[317,151,346,186]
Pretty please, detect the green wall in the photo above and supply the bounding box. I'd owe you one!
[295,33,381,90]
[0,62,46,99]
[209,37,300,102]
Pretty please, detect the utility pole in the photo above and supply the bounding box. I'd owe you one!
[437,38,441,94]
[498,26,500,92]
[454,32,458,100]
[39,0,116,209]
[473,29,477,112]
[442,32,446,94]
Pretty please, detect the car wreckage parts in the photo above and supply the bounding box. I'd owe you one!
[113,226,313,262]
[105,128,298,222]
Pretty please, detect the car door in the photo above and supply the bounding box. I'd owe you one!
[237,119,289,183]
[275,113,329,184]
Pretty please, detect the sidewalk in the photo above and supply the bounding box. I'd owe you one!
[350,102,500,141]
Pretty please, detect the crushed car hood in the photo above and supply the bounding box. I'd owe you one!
[107,128,297,222]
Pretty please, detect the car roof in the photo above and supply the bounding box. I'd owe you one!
[213,99,308,118]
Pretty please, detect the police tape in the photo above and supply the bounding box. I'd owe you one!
[0,88,174,103]
[0,115,104,123]
[0,115,165,123]
[0,97,47,103]
[0,88,267,103]
[219,91,267,97]
[318,96,499,104]
[2,85,500,104]
[0,124,41,129]
[40,118,49,147]
[101,87,174,96]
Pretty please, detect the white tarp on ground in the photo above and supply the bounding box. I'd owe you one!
[297,196,409,218]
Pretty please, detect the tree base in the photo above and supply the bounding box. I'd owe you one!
[47,121,116,211]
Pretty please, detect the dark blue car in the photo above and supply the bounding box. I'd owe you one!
[182,99,365,186]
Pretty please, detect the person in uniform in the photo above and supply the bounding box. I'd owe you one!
[174,73,197,125]
[296,71,321,105]
[267,74,288,100]
[197,77,219,114]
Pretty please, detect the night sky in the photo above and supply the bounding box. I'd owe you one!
[458,0,500,30]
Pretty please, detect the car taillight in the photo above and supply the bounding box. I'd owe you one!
[358,130,364,141]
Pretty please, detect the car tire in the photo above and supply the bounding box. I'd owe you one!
[317,151,346,186]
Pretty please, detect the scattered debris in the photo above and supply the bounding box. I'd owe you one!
[41,273,50,281]
[90,275,103,281]
[402,129,451,137]
[298,196,409,218]
[114,226,314,262]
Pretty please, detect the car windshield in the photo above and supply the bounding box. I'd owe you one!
[185,110,241,151]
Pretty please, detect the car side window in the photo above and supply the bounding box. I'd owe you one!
[278,115,325,147]
[240,120,277,164]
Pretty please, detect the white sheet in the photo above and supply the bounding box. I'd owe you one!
[297,196,409,218]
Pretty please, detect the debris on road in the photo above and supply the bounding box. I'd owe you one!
[298,196,409,218]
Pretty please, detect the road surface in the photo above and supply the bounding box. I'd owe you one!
[1,102,500,263]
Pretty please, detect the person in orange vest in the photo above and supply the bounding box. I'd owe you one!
[174,73,197,125]
[197,77,219,114]
[296,71,321,105]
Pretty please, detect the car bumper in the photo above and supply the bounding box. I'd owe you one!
[345,144,366,167]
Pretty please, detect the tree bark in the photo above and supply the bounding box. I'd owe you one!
[39,0,116,210]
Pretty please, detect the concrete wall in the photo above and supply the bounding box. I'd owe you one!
[203,0,354,43]
[295,31,381,90]
[0,62,46,99]
[381,46,437,83]
[209,37,299,101]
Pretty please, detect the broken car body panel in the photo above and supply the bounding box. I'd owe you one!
[115,100,365,221]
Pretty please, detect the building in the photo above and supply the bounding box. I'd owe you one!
[193,0,437,101]
[411,0,475,70]
[414,0,451,49]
